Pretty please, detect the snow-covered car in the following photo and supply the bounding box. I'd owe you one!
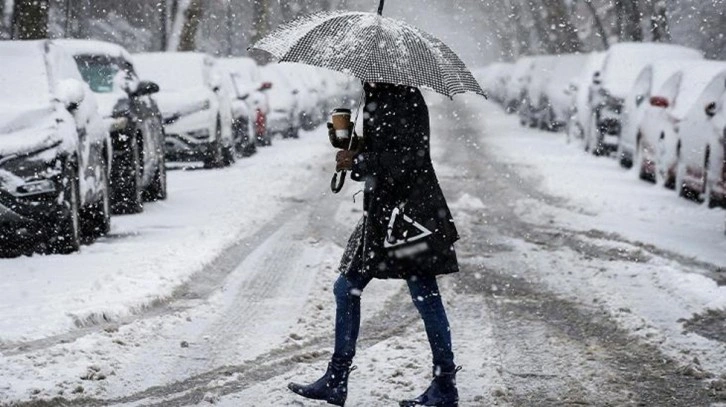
[134,52,235,168]
[0,40,112,253]
[215,63,261,155]
[673,66,726,207]
[505,57,535,114]
[619,60,701,169]
[217,57,272,149]
[277,64,325,131]
[635,62,726,190]
[261,64,302,139]
[539,53,589,131]
[565,52,605,143]
[475,63,512,104]
[58,39,167,214]
[584,43,703,156]
[519,55,558,128]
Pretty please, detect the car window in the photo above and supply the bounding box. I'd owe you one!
[73,55,125,93]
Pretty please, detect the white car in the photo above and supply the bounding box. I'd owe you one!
[565,52,605,143]
[519,55,558,128]
[261,64,302,139]
[636,62,726,189]
[505,57,535,114]
[0,40,112,253]
[134,52,236,168]
[476,63,512,104]
[584,43,702,155]
[218,57,272,149]
[538,54,589,131]
[674,66,726,207]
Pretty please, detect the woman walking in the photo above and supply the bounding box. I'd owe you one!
[288,82,461,407]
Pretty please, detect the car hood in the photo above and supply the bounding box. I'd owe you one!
[153,88,211,120]
[0,105,64,158]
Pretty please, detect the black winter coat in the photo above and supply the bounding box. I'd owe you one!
[338,83,459,280]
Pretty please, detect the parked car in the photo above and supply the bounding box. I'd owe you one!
[261,64,302,139]
[519,55,558,128]
[565,52,605,143]
[636,62,726,189]
[218,57,272,149]
[134,52,235,168]
[475,63,512,104]
[505,57,535,114]
[584,43,702,156]
[58,39,167,214]
[0,40,112,253]
[538,54,589,132]
[673,65,726,207]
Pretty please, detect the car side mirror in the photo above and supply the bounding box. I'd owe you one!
[57,79,85,111]
[635,94,645,106]
[134,80,160,97]
[259,81,273,91]
[292,89,300,95]
[705,102,717,118]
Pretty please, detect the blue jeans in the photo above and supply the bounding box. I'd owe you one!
[332,272,455,371]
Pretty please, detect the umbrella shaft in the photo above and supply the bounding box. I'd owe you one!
[377,0,384,15]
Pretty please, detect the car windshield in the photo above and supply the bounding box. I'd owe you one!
[0,45,52,107]
[73,55,123,93]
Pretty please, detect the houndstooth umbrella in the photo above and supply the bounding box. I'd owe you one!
[250,2,486,99]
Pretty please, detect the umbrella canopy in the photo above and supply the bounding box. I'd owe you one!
[251,10,486,99]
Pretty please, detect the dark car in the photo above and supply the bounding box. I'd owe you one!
[0,40,113,254]
[58,40,167,214]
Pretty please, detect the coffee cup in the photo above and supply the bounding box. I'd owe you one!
[332,108,352,140]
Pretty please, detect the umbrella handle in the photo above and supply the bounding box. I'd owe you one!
[331,170,347,194]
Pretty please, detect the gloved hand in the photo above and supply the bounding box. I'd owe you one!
[328,122,360,151]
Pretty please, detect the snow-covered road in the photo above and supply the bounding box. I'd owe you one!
[1,97,724,406]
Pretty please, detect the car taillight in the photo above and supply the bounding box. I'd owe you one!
[650,96,669,108]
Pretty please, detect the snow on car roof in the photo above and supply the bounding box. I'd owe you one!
[0,40,52,106]
[134,52,211,91]
[54,39,133,62]
[601,42,703,98]
[668,61,726,119]
[546,53,588,94]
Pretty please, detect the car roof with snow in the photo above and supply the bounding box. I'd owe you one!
[600,43,703,98]
[55,39,134,62]
[134,52,214,91]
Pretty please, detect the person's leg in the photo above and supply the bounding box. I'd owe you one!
[288,271,371,406]
[401,275,459,406]
[332,271,372,364]
[406,275,455,372]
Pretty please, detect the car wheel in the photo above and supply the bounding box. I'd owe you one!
[81,159,111,238]
[223,143,236,166]
[204,118,225,168]
[111,134,143,214]
[288,126,299,139]
[50,161,81,254]
[144,152,167,201]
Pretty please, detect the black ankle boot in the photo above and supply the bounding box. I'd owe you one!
[400,366,461,407]
[288,360,356,406]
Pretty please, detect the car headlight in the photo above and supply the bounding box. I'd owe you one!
[0,140,63,196]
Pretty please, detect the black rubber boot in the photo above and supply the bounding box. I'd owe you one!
[400,366,461,407]
[288,360,356,406]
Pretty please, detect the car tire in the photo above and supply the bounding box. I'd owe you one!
[81,159,111,238]
[223,143,236,166]
[111,134,143,214]
[144,152,167,201]
[50,161,81,254]
[287,126,299,139]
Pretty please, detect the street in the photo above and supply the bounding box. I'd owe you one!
[1,96,724,406]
